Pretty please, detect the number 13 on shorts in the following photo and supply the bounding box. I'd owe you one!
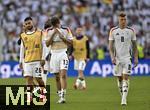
[61,59,69,70]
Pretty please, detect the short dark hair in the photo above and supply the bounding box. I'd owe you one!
[44,19,51,29]
[119,12,126,17]
[50,16,60,27]
[24,17,32,22]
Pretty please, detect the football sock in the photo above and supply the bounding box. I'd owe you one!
[76,78,81,87]
[117,79,123,95]
[122,79,129,101]
[61,89,66,99]
[81,80,86,88]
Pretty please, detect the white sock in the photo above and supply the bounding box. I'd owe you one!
[57,90,61,98]
[76,79,81,87]
[42,73,47,86]
[61,89,66,99]
[122,80,129,101]
[117,79,123,95]
[81,80,86,88]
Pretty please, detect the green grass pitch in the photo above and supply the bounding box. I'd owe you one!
[0,76,150,110]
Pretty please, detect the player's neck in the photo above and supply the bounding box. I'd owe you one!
[119,25,126,29]
[27,27,35,32]
[119,23,127,29]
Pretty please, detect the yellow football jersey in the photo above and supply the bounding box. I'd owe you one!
[20,29,42,63]
[73,36,88,60]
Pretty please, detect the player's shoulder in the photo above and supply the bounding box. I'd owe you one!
[61,25,71,32]
[46,27,54,31]
[84,35,88,40]
[110,26,119,33]
[126,26,135,33]
[36,28,42,32]
[46,27,54,34]
[20,32,24,36]
[20,32,26,38]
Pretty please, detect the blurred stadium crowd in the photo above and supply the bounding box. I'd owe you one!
[0,0,149,61]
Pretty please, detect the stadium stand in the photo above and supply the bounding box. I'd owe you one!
[0,0,150,61]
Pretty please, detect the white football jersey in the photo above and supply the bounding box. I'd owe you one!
[109,26,136,61]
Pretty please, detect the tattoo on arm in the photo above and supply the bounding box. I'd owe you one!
[132,40,138,58]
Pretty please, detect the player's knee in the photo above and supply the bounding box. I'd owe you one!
[55,76,60,82]
[60,74,67,79]
[117,76,123,81]
[123,74,129,80]
[25,76,33,84]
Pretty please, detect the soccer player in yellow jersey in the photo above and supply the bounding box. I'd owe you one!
[72,26,90,90]
[46,16,73,103]
[19,17,45,102]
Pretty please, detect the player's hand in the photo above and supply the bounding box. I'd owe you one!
[19,63,23,69]
[51,29,57,37]
[56,28,64,39]
[85,58,90,62]
[53,28,58,34]
[134,57,138,68]
[69,55,73,60]
[111,58,116,65]
[40,60,45,67]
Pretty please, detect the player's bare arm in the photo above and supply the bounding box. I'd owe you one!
[19,63,23,69]
[132,40,138,67]
[109,40,116,65]
[46,29,57,47]
[40,60,45,67]
[19,39,24,70]
[56,28,73,46]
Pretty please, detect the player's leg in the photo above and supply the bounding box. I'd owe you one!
[33,62,46,101]
[74,60,86,89]
[50,53,62,102]
[58,53,69,103]
[73,59,80,89]
[42,70,48,86]
[121,62,131,105]
[54,73,61,98]
[78,60,86,89]
[59,69,67,103]
[121,74,129,105]
[42,61,50,86]
[117,76,123,96]
[114,63,123,95]
[24,63,34,103]
[75,60,86,89]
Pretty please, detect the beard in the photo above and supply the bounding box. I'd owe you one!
[27,25,33,30]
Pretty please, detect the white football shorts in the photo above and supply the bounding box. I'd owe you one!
[50,50,69,73]
[113,59,132,76]
[24,61,43,77]
[74,59,86,71]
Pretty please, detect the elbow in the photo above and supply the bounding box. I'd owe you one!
[68,40,73,46]
[46,41,50,47]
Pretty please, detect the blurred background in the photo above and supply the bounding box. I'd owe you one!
[0,0,149,78]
